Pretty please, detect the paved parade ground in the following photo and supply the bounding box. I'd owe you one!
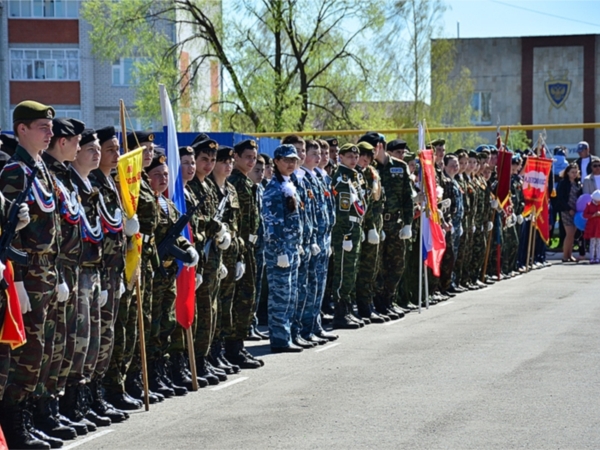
[72,262,600,450]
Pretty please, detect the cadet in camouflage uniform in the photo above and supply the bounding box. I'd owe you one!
[0,101,64,450]
[502,157,524,276]
[331,144,366,330]
[468,153,492,286]
[354,139,385,324]
[227,139,264,367]
[188,135,232,385]
[262,145,304,351]
[373,133,414,318]
[145,150,196,397]
[451,150,470,292]
[97,126,143,411]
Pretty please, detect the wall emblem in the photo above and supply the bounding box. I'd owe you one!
[545,73,571,109]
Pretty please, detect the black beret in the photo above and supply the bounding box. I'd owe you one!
[0,150,11,169]
[0,134,18,156]
[260,153,272,165]
[468,150,478,159]
[387,139,407,151]
[192,137,218,157]
[96,126,117,145]
[325,138,339,147]
[126,131,154,151]
[190,133,210,147]
[454,148,468,157]
[80,129,98,147]
[431,138,445,147]
[52,118,85,138]
[216,145,234,162]
[146,148,167,173]
[13,100,55,123]
[179,146,194,159]
[233,139,257,154]
[358,132,382,147]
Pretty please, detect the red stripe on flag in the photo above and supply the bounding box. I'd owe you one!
[0,261,26,349]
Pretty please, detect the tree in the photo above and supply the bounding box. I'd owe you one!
[81,0,387,133]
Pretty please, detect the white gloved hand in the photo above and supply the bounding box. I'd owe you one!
[472,226,476,233]
[15,203,30,231]
[361,229,365,242]
[310,244,321,256]
[124,214,139,237]
[440,198,451,211]
[217,232,231,250]
[57,282,69,303]
[510,213,517,226]
[195,273,203,289]
[367,229,380,245]
[343,239,353,252]
[15,281,31,314]
[517,214,524,225]
[184,247,199,267]
[277,254,290,268]
[491,199,499,209]
[0,261,5,283]
[459,225,464,237]
[327,244,333,257]
[380,230,386,241]
[99,290,109,308]
[298,245,305,256]
[216,222,227,240]
[399,224,412,239]
[235,261,246,281]
[486,221,494,232]
[118,280,126,297]
[218,263,228,280]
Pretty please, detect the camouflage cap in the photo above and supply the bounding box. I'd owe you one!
[273,144,300,159]
[13,100,55,123]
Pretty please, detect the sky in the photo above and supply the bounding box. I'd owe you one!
[443,0,600,39]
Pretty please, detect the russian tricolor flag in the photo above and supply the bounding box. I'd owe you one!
[159,84,196,329]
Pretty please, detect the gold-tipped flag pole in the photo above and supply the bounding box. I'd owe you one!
[120,99,150,412]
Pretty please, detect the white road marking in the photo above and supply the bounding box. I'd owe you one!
[315,342,340,353]
[62,430,114,450]
[384,317,406,326]
[211,376,249,391]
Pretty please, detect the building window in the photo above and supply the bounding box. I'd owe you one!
[10,49,79,81]
[471,91,492,125]
[112,116,154,132]
[112,58,145,86]
[8,0,80,18]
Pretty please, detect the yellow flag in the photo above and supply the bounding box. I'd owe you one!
[117,147,144,284]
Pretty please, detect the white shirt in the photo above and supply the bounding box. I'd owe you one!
[581,156,590,177]
[594,174,600,191]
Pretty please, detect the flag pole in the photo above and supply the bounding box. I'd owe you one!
[120,99,150,412]
[526,208,536,272]
[185,327,199,391]
[481,209,496,282]
[418,202,423,314]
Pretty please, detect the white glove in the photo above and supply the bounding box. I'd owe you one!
[367,229,380,245]
[99,290,108,308]
[124,214,139,237]
[277,254,290,268]
[216,223,227,240]
[459,225,464,237]
[0,261,5,283]
[491,199,499,209]
[399,224,412,239]
[118,280,126,297]
[517,214,524,225]
[486,221,494,232]
[343,239,353,252]
[15,203,30,231]
[440,198,451,211]
[235,261,246,281]
[361,229,365,242]
[310,244,321,256]
[15,281,31,314]
[298,245,305,256]
[472,226,476,233]
[510,213,517,226]
[218,263,228,280]
[57,282,69,303]
[217,232,231,250]
[195,273,203,289]
[184,247,199,267]
[380,230,386,241]
[327,244,333,257]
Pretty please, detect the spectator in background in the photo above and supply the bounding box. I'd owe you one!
[575,141,593,177]
[582,158,600,195]
[555,163,581,262]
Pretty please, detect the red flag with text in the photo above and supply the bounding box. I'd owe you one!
[522,156,553,242]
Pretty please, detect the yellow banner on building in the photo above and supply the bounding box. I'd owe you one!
[117,147,144,284]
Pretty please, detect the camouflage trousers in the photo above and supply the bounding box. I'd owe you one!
[93,267,122,380]
[0,293,8,400]
[356,237,380,314]
[218,241,239,342]
[48,264,78,395]
[376,223,407,307]
[128,261,153,375]
[439,231,455,292]
[502,224,519,274]
[300,247,328,338]
[103,283,137,395]
[69,267,101,383]
[291,248,311,340]
[331,223,362,305]
[194,250,221,358]
[2,262,58,407]
[250,249,266,330]
[398,236,421,307]
[230,246,257,341]
[468,227,487,283]
[148,266,177,362]
[453,224,472,287]
[265,248,300,348]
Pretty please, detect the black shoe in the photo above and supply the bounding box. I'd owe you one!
[27,427,61,449]
[246,327,262,341]
[360,311,385,324]
[271,344,303,353]
[104,392,142,411]
[304,334,328,345]
[332,315,360,329]
[33,397,77,441]
[475,280,488,289]
[440,290,456,298]
[240,347,265,367]
[292,336,316,349]
[389,306,406,319]
[196,357,220,385]
[57,414,88,436]
[224,340,262,369]
[219,355,241,374]
[447,285,461,294]
[314,330,339,341]
[148,361,176,398]
[320,313,333,325]
[1,405,52,449]
[467,283,479,290]
[255,328,269,340]
[90,380,129,423]
[384,308,400,320]
[207,362,228,382]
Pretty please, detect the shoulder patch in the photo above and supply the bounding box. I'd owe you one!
[339,192,351,211]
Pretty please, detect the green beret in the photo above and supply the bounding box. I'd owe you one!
[403,152,416,162]
[431,138,445,147]
[357,141,374,154]
[146,148,167,173]
[338,143,359,154]
[13,100,55,123]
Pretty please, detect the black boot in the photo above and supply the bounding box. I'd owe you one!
[208,341,234,375]
[125,371,164,403]
[182,354,210,388]
[332,302,360,329]
[52,397,88,436]
[103,391,143,411]
[224,340,262,369]
[246,326,262,341]
[160,357,188,396]
[32,396,77,441]
[239,343,265,367]
[60,383,97,432]
[195,356,220,385]
[79,384,111,427]
[0,402,52,449]
[22,404,63,449]
[148,360,176,398]
[90,379,129,423]
[170,352,196,391]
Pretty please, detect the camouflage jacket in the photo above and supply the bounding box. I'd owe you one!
[358,164,384,232]
[300,167,330,247]
[294,169,316,249]
[228,168,260,245]
[137,174,160,269]
[155,194,193,268]
[377,156,413,228]
[331,164,366,237]
[511,174,525,216]
[188,175,222,239]
[209,174,243,258]
[71,168,103,268]
[184,185,205,274]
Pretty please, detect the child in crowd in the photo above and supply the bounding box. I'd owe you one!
[583,190,600,264]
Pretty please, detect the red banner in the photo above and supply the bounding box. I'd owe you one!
[0,261,26,349]
[522,157,553,218]
[419,149,440,225]
[496,149,513,207]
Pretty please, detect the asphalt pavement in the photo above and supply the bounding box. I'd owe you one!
[69,261,600,450]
